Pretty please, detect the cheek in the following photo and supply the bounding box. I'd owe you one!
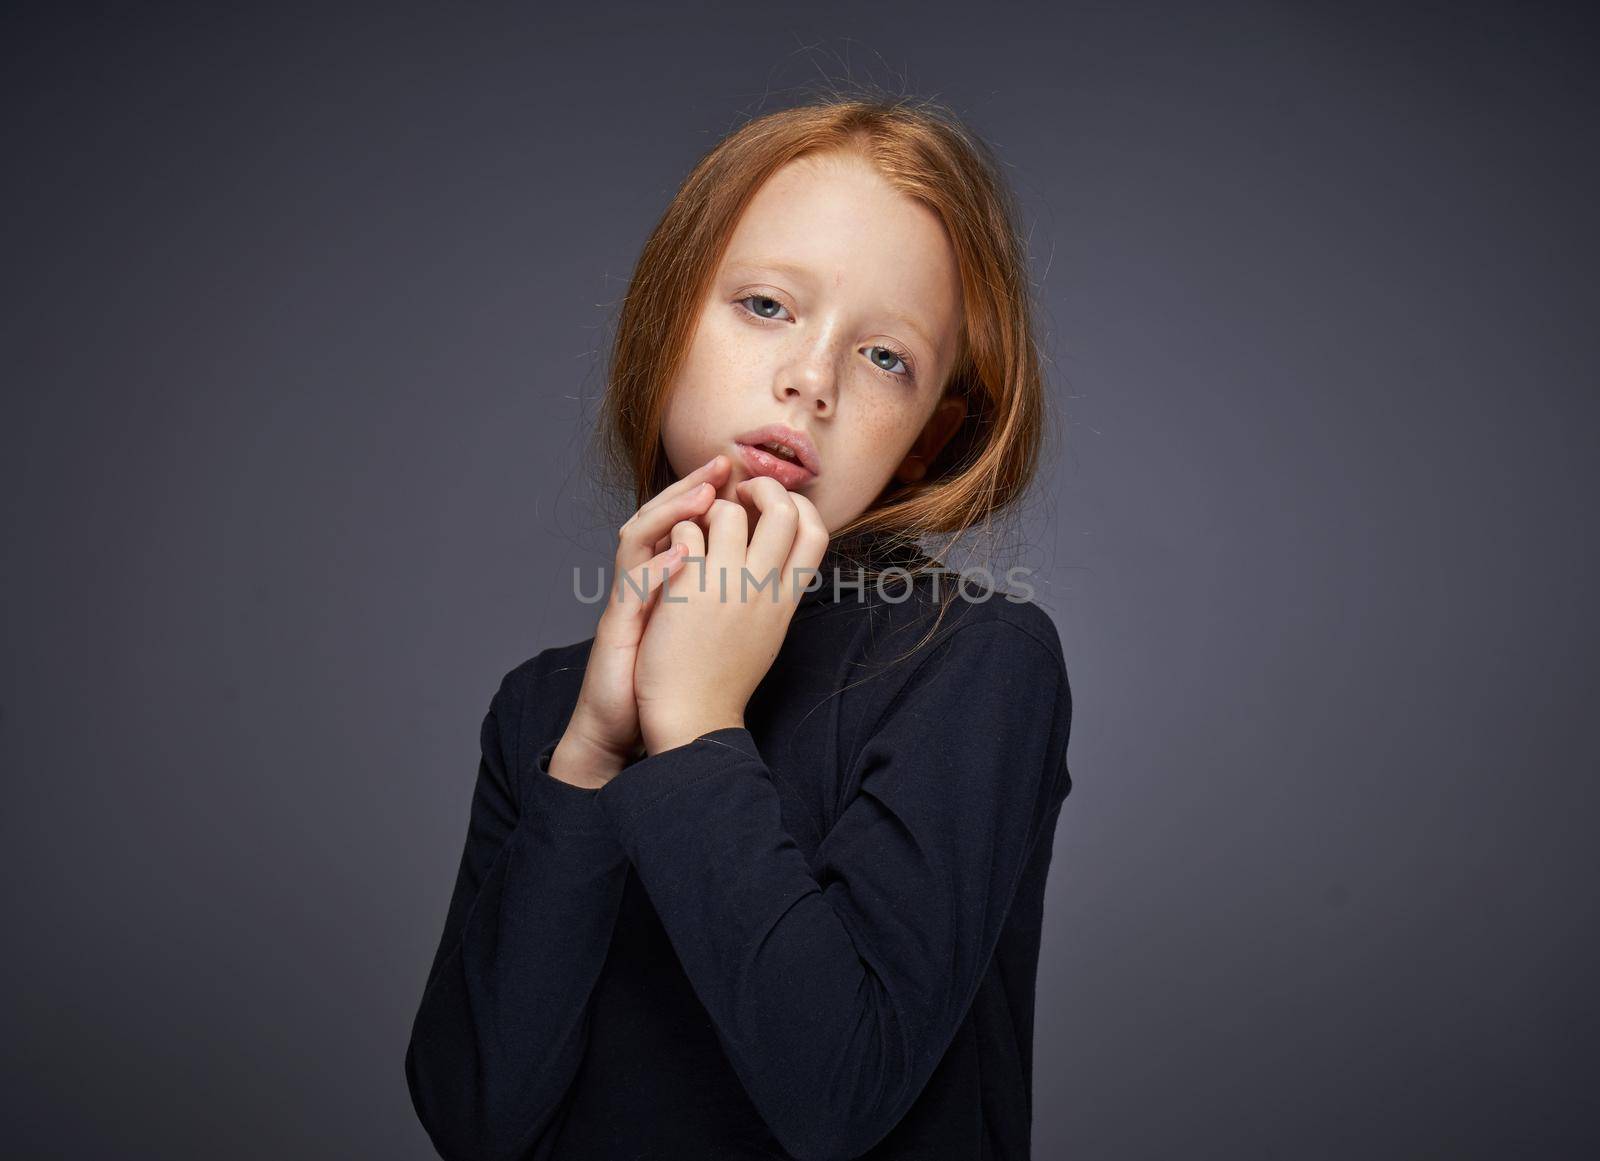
[659,317,743,471]
[660,382,717,463]
[847,395,926,458]
[671,310,749,405]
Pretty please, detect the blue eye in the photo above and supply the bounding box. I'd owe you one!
[737,294,791,322]
[733,295,918,385]
[866,346,912,379]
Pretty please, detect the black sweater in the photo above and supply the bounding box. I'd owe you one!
[405,547,1074,1161]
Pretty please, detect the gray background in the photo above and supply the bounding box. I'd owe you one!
[3,1,1594,1157]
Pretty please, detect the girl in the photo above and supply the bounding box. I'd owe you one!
[405,96,1074,1161]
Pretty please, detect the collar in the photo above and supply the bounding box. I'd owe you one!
[795,531,933,613]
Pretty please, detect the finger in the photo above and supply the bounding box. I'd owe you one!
[641,518,708,615]
[619,453,728,541]
[780,491,831,602]
[603,542,688,627]
[669,517,706,559]
[642,453,730,518]
[733,476,800,591]
[700,498,749,598]
[619,482,711,569]
[617,459,725,568]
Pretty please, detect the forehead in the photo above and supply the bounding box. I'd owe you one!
[719,154,963,349]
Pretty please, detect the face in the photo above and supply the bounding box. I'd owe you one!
[660,150,967,533]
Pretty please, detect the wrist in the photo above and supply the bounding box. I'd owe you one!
[642,712,746,757]
[549,719,630,789]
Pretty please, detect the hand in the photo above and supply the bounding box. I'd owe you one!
[551,454,730,787]
[633,474,830,755]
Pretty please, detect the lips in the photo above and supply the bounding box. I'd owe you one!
[735,441,816,489]
[732,422,821,488]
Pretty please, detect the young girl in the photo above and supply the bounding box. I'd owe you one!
[405,96,1074,1161]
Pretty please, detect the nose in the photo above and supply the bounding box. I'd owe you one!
[775,354,837,416]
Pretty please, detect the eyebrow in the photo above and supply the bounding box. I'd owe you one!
[723,257,940,359]
[724,257,816,284]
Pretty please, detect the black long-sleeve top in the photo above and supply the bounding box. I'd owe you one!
[404,544,1075,1161]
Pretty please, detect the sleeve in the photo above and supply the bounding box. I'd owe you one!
[404,668,631,1161]
[591,619,1073,1161]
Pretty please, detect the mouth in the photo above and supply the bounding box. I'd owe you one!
[732,423,821,488]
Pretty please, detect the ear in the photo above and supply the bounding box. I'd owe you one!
[893,392,968,484]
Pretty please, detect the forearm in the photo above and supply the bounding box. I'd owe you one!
[408,745,630,1159]
[592,731,934,1161]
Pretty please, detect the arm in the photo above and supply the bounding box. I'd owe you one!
[404,670,630,1161]
[592,619,1074,1161]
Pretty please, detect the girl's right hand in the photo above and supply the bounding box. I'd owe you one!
[550,454,730,788]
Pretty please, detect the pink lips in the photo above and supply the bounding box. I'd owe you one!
[732,423,820,489]
[735,441,816,489]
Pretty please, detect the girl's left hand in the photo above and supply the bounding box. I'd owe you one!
[634,475,830,755]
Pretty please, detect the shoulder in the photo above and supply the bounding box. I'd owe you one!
[844,586,1074,801]
[896,583,1074,750]
[499,635,595,696]
[898,571,1068,683]
[922,597,1070,714]
[831,575,1071,734]
[481,635,596,758]
[809,566,1070,702]
[954,590,1064,668]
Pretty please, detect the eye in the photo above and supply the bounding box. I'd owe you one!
[735,294,792,322]
[733,294,919,385]
[865,345,914,381]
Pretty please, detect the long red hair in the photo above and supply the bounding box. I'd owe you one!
[589,92,1058,638]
